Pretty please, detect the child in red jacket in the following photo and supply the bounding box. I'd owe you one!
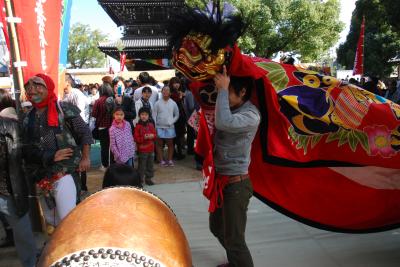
[134,107,157,185]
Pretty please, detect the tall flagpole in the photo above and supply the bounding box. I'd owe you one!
[4,0,24,117]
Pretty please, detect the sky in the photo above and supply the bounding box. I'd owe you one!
[338,0,357,45]
[70,0,357,51]
[70,0,123,40]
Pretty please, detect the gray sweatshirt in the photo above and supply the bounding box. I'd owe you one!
[153,98,179,129]
[213,90,260,175]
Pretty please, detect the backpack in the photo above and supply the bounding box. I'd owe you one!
[105,96,115,114]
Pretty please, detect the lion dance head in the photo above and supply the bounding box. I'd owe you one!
[167,2,246,109]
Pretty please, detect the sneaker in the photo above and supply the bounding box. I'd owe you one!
[167,160,174,167]
[160,160,167,167]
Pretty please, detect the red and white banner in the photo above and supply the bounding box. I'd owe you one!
[13,0,62,90]
[353,16,365,75]
[0,1,10,51]
[120,52,126,72]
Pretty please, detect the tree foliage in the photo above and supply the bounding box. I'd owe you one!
[67,23,107,69]
[381,0,400,32]
[337,0,400,77]
[185,0,343,61]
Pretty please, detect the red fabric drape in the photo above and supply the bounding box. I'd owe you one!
[192,44,400,232]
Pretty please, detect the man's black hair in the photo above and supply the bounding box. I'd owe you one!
[149,76,157,86]
[102,164,141,188]
[131,80,139,87]
[138,72,151,84]
[229,76,253,102]
[142,86,152,94]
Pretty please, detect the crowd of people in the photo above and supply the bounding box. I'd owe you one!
[89,72,199,181]
[0,71,201,266]
[344,75,400,104]
[60,71,200,187]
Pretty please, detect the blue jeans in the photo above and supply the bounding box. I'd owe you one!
[0,195,37,267]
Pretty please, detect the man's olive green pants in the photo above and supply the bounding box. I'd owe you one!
[209,178,254,267]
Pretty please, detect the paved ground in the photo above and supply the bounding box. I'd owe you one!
[0,144,202,267]
[2,145,400,266]
[149,182,400,267]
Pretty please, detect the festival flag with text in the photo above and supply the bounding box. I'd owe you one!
[13,0,62,91]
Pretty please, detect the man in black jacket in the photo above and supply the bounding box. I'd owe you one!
[0,89,37,267]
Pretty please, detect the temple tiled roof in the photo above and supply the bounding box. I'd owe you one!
[98,37,168,49]
[97,0,183,68]
[98,0,184,27]
[98,37,170,60]
[388,53,400,63]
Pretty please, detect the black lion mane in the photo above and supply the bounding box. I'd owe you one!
[167,2,247,53]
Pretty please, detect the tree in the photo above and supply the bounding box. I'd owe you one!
[337,0,400,77]
[67,23,107,69]
[186,0,343,61]
[381,0,400,32]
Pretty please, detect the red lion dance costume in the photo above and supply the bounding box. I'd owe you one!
[168,2,400,233]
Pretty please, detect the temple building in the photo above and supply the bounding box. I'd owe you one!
[388,52,400,79]
[97,0,184,70]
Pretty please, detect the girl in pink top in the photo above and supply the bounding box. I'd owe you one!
[109,107,136,166]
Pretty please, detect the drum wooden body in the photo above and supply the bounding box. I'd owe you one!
[37,187,192,267]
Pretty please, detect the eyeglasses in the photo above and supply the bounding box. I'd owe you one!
[25,83,45,93]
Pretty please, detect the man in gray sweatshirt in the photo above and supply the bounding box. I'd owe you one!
[210,66,260,267]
